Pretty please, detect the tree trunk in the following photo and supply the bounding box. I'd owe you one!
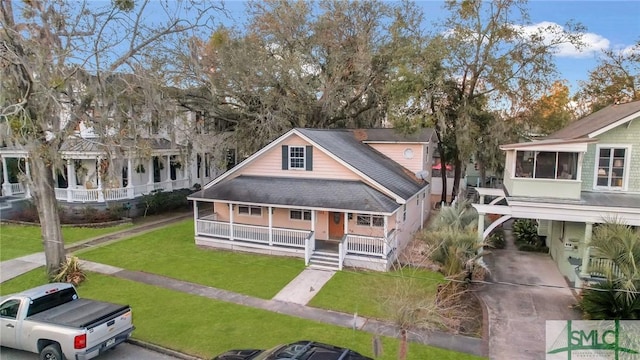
[28,152,66,277]
[451,157,463,203]
[436,142,448,205]
[398,328,407,360]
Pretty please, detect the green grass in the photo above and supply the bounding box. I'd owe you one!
[0,223,133,261]
[77,220,306,299]
[0,269,485,360]
[309,268,446,320]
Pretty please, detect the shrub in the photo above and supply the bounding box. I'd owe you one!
[53,256,86,286]
[139,188,190,216]
[516,243,549,253]
[487,229,506,249]
[578,281,640,320]
[512,219,540,245]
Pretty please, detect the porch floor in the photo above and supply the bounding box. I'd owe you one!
[315,239,339,252]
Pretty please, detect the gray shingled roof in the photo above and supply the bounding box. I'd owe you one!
[189,175,400,213]
[508,191,640,209]
[297,128,424,200]
[546,100,640,139]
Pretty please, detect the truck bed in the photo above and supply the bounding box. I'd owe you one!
[27,298,130,329]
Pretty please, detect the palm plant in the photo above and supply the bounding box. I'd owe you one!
[422,200,487,278]
[579,221,640,319]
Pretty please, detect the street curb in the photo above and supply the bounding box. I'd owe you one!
[127,338,204,360]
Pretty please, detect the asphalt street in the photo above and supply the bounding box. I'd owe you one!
[0,343,183,360]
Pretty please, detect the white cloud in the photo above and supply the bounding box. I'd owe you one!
[519,21,610,58]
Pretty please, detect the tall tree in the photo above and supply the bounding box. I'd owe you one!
[182,0,417,154]
[524,80,576,136]
[0,0,221,276]
[437,0,584,198]
[577,40,640,113]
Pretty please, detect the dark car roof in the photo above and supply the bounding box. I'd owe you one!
[213,341,372,360]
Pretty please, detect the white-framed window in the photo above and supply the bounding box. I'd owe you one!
[290,209,311,221]
[515,151,579,180]
[356,214,384,227]
[595,145,630,189]
[238,206,262,216]
[289,146,305,169]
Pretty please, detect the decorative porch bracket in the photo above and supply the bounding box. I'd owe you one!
[483,215,512,241]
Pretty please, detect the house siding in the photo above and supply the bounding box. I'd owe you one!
[367,143,427,173]
[581,117,640,192]
[240,134,359,181]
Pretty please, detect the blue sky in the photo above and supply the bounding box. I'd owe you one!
[222,0,640,95]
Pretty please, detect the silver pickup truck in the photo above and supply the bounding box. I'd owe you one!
[0,282,134,360]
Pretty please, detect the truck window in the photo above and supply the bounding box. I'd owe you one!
[0,300,21,319]
[27,287,78,317]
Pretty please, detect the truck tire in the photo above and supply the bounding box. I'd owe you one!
[40,344,65,360]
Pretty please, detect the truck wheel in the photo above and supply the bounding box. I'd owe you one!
[40,344,65,360]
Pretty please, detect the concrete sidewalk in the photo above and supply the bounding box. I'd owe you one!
[0,214,486,358]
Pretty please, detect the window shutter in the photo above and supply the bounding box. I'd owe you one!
[282,145,289,170]
[305,146,313,171]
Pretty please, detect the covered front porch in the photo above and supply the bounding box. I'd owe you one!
[192,201,399,271]
[1,138,190,203]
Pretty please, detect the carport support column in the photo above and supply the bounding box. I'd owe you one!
[477,212,485,256]
[579,222,594,279]
[268,206,273,246]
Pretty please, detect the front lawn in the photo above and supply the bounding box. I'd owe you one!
[77,220,306,299]
[0,269,486,360]
[0,223,133,261]
[308,268,445,320]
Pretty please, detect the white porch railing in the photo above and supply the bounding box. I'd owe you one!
[588,257,623,279]
[50,179,190,202]
[10,183,25,195]
[343,230,397,259]
[196,219,309,249]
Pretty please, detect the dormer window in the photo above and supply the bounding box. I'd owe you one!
[281,145,313,171]
[595,146,628,189]
[289,146,305,169]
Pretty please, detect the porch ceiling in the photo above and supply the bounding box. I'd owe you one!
[188,175,400,213]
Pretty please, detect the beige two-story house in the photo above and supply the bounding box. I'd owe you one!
[473,100,640,286]
[188,128,436,271]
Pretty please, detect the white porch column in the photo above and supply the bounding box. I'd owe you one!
[1,156,11,196]
[268,206,273,246]
[127,158,134,198]
[147,158,154,191]
[193,201,199,235]
[66,159,74,202]
[477,212,485,255]
[311,210,316,233]
[24,158,31,198]
[165,155,172,191]
[229,204,234,241]
[580,222,594,279]
[343,212,348,234]
[383,216,389,258]
[96,158,104,202]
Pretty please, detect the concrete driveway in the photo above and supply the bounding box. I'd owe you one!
[478,237,582,359]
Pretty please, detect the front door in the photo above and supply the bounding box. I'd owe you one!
[328,212,344,240]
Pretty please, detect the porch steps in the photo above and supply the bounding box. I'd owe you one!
[308,250,340,271]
